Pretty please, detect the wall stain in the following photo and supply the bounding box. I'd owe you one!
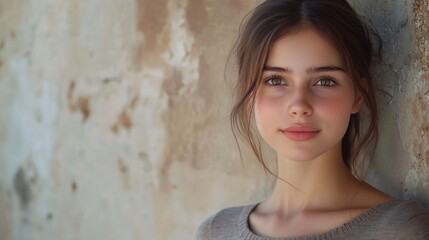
[68,1,80,37]
[118,158,130,189]
[231,0,245,10]
[111,110,132,134]
[161,70,188,172]
[135,0,167,51]
[161,63,220,170]
[0,40,4,49]
[196,57,217,107]
[67,81,76,108]
[13,166,37,209]
[408,89,429,188]
[412,97,419,118]
[139,152,152,172]
[405,0,429,194]
[46,213,53,221]
[71,181,77,193]
[67,81,91,122]
[412,0,429,71]
[159,1,226,173]
[162,70,184,109]
[102,76,122,85]
[77,96,90,120]
[134,0,169,69]
[186,0,208,35]
[129,95,139,110]
[111,95,138,134]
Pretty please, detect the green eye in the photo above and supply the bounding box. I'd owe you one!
[265,77,286,86]
[316,78,336,87]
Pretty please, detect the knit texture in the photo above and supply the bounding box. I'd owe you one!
[195,199,429,240]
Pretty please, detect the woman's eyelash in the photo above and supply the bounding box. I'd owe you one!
[263,75,337,87]
[315,76,337,87]
[264,74,286,86]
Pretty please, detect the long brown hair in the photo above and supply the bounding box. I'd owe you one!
[230,0,382,177]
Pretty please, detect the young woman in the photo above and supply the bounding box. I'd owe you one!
[196,0,429,239]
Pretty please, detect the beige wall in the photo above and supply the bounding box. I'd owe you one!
[0,0,428,239]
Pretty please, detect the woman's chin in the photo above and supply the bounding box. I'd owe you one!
[277,152,321,163]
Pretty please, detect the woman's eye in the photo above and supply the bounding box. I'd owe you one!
[265,77,286,86]
[315,78,336,87]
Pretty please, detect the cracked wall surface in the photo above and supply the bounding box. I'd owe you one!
[0,0,428,239]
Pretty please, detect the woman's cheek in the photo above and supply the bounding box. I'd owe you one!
[320,99,343,113]
[257,94,284,115]
[255,95,282,128]
[318,96,354,124]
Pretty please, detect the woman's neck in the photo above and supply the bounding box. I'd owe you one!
[260,143,362,215]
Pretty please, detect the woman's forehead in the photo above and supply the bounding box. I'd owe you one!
[266,28,345,71]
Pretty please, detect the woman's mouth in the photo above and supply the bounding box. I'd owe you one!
[280,125,320,141]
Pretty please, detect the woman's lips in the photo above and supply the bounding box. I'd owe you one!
[280,125,320,141]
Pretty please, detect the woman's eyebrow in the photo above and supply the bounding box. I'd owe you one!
[263,66,292,73]
[263,65,346,73]
[306,66,346,73]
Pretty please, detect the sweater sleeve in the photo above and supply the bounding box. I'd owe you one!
[195,214,215,240]
[397,208,429,239]
[390,201,429,239]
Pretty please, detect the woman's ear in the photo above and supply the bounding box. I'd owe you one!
[351,80,366,114]
[351,91,364,114]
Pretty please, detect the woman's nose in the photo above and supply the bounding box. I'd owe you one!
[287,89,313,117]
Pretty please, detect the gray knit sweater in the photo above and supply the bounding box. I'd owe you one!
[196,199,429,240]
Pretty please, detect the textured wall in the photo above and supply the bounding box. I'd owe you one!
[357,0,429,205]
[0,0,427,239]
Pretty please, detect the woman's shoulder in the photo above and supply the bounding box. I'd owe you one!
[367,199,429,237]
[377,199,429,220]
[195,203,257,240]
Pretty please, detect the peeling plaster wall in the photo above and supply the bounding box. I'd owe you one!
[354,0,429,206]
[0,0,427,239]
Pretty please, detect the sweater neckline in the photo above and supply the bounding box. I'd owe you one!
[238,198,399,240]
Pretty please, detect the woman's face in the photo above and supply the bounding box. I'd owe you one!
[254,28,363,162]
